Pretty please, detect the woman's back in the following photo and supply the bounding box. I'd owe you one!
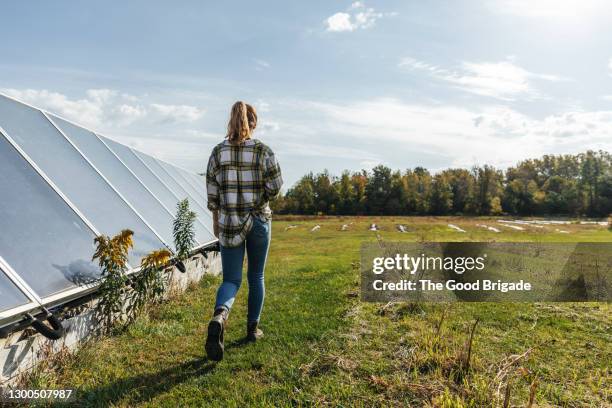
[206,138,282,247]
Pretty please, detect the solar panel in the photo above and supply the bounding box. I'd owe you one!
[0,267,32,313]
[101,137,215,244]
[0,95,166,264]
[49,115,176,247]
[158,160,208,210]
[131,149,215,243]
[181,170,207,202]
[102,137,214,242]
[69,131,182,216]
[0,133,100,297]
[0,92,218,323]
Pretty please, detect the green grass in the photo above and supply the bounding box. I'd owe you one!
[23,216,611,407]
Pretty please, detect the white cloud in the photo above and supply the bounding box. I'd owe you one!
[326,13,355,32]
[288,98,612,170]
[86,89,118,105]
[116,104,147,121]
[353,9,385,30]
[0,88,206,130]
[325,3,395,32]
[608,57,612,76]
[254,59,271,71]
[150,103,205,123]
[259,121,280,134]
[2,88,106,128]
[399,58,563,100]
[280,140,380,163]
[255,99,271,113]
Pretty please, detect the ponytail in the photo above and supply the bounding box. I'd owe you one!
[227,101,254,144]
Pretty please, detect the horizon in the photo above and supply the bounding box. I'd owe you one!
[2,1,612,187]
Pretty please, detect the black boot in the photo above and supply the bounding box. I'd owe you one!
[246,321,263,342]
[205,307,228,361]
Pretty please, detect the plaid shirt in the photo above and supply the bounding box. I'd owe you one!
[206,139,283,247]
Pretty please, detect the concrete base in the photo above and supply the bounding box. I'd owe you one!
[0,252,220,387]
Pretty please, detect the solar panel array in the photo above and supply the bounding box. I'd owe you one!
[0,94,216,326]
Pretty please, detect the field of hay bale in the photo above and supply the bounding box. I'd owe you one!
[275,215,611,243]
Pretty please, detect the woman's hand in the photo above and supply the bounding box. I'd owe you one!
[213,210,220,238]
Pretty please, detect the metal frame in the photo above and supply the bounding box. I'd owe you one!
[0,256,42,304]
[0,303,39,326]
[0,92,219,325]
[0,257,40,320]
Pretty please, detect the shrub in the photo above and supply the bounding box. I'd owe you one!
[173,198,197,260]
[127,249,172,321]
[92,229,133,333]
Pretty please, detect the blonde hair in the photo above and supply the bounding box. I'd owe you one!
[227,101,257,144]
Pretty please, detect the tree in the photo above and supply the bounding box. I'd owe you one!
[443,169,475,214]
[429,174,453,215]
[473,165,503,215]
[386,171,407,214]
[413,167,432,214]
[313,170,339,214]
[541,176,579,215]
[580,151,601,215]
[351,171,368,214]
[273,150,611,217]
[365,165,393,214]
[285,173,315,214]
[337,171,356,214]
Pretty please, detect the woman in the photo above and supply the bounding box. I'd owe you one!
[205,101,283,361]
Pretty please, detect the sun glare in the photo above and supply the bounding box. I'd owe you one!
[498,0,611,21]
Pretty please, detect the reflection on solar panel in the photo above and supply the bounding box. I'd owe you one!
[0,93,217,328]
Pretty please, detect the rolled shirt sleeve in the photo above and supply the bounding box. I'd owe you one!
[263,149,283,200]
[206,150,220,211]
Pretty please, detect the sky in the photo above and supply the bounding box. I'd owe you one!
[2,0,612,188]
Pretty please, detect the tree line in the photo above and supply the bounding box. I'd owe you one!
[271,150,612,217]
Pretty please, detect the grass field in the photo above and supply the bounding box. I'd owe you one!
[23,216,611,407]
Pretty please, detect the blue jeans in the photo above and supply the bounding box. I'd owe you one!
[215,217,271,323]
